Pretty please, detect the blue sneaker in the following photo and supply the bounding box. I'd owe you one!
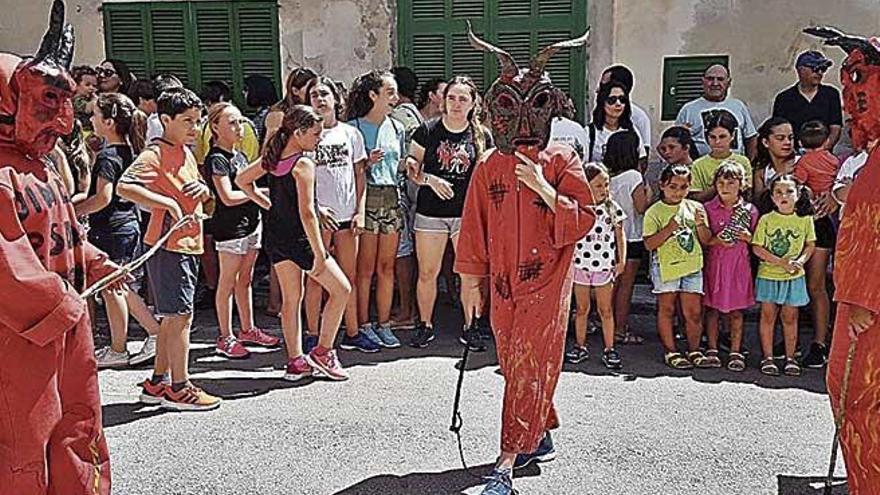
[339,332,381,353]
[360,324,383,347]
[374,324,401,348]
[514,431,556,469]
[303,334,319,355]
[480,467,513,495]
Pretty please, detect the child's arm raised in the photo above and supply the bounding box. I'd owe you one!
[235,159,271,210]
[694,205,713,245]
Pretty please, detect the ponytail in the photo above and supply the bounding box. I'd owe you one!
[261,104,323,172]
[262,127,290,172]
[94,92,145,154]
[129,109,147,154]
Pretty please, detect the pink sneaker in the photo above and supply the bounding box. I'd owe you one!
[284,356,313,382]
[239,327,281,347]
[306,349,350,381]
[216,336,250,359]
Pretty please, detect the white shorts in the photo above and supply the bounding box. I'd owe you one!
[215,229,262,255]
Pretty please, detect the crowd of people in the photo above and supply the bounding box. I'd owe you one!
[61,47,859,412]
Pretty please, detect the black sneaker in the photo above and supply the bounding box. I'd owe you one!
[602,348,622,370]
[409,322,435,348]
[477,316,494,340]
[802,342,828,368]
[460,324,487,352]
[514,431,557,469]
[565,345,589,364]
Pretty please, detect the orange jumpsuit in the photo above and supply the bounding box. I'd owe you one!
[827,146,880,493]
[0,150,113,494]
[455,142,594,454]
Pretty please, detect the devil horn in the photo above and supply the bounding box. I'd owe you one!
[804,26,880,64]
[56,24,75,70]
[34,0,66,63]
[466,20,519,81]
[530,29,590,76]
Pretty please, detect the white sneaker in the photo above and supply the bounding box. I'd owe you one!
[129,335,158,366]
[95,346,130,369]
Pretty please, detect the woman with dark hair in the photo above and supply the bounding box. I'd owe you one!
[97,59,134,95]
[346,70,405,349]
[244,75,279,144]
[263,67,318,146]
[418,77,447,121]
[753,117,797,201]
[606,130,650,345]
[690,109,753,202]
[657,126,698,166]
[587,81,646,163]
[405,75,492,347]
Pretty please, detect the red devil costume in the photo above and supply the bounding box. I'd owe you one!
[807,27,880,493]
[0,1,113,493]
[454,24,594,485]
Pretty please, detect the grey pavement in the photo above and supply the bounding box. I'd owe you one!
[97,285,848,495]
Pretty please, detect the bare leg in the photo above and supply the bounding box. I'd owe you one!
[705,308,720,350]
[126,290,159,335]
[333,229,361,337]
[728,310,744,353]
[759,303,780,359]
[275,261,305,359]
[234,248,260,332]
[103,287,129,354]
[267,266,281,315]
[375,232,400,324]
[394,255,416,323]
[573,284,591,347]
[159,313,195,383]
[613,258,640,338]
[594,283,616,350]
[309,257,352,348]
[357,233,379,326]
[781,305,800,359]
[806,248,831,344]
[304,230,333,336]
[656,293,678,353]
[680,292,704,353]
[216,251,244,339]
[415,230,450,327]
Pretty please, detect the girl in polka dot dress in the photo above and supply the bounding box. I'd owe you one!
[565,163,627,369]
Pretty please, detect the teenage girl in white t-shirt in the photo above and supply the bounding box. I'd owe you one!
[302,77,377,353]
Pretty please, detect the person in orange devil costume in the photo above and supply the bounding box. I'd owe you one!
[454,23,594,494]
[0,1,114,493]
[806,26,880,493]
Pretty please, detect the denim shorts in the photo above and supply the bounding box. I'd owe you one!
[215,228,262,256]
[650,260,704,295]
[146,248,199,316]
[414,213,462,236]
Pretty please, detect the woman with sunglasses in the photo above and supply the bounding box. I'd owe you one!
[586,81,646,163]
[97,59,134,96]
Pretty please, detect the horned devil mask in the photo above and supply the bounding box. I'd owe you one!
[0,0,76,158]
[466,21,589,155]
[805,26,880,150]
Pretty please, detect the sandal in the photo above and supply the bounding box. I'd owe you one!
[760,358,780,376]
[783,357,802,376]
[704,349,723,368]
[615,331,645,345]
[727,352,746,372]
[688,351,712,368]
[665,352,694,370]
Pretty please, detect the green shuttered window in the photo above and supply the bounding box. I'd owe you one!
[103,1,281,109]
[661,55,729,121]
[398,0,589,121]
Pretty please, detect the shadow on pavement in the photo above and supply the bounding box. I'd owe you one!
[777,475,847,494]
[333,463,542,495]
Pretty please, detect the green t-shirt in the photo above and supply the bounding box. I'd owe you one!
[752,211,817,281]
[690,153,753,192]
[643,199,707,282]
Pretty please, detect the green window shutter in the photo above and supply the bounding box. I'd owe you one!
[102,4,149,80]
[661,55,729,120]
[149,4,193,87]
[193,2,234,96]
[398,0,587,121]
[235,2,282,110]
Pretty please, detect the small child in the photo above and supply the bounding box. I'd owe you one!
[71,65,98,132]
[752,174,816,376]
[703,162,759,371]
[118,87,221,411]
[566,163,627,369]
[643,164,713,369]
[794,120,840,368]
[689,109,753,202]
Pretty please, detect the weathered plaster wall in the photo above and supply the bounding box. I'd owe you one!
[608,0,880,147]
[0,0,396,87]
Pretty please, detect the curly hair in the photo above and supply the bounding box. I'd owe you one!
[345,70,394,121]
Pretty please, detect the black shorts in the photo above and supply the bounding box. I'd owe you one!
[146,248,199,316]
[89,222,139,265]
[626,240,647,261]
[267,237,315,272]
[814,215,837,250]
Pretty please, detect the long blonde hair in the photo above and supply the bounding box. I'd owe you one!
[206,102,237,145]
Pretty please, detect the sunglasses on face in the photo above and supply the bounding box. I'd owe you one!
[605,95,628,105]
[97,68,116,78]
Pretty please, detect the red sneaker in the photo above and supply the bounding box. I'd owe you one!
[284,356,312,382]
[306,349,349,381]
[216,336,250,359]
[239,327,281,347]
[139,379,168,405]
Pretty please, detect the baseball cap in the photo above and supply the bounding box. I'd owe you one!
[796,50,833,70]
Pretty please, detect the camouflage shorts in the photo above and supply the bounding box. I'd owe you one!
[365,185,402,235]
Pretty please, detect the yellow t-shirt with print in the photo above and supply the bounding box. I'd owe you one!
[690,153,753,192]
[643,199,707,282]
[752,211,816,281]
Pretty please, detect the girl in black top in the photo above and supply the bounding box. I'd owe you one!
[237,105,352,382]
[74,92,160,368]
[405,76,492,347]
[205,102,280,359]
